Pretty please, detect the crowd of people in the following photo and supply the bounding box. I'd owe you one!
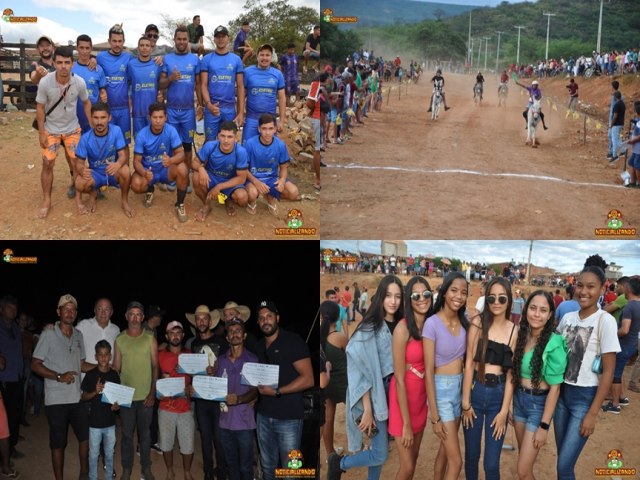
[25,19,321,222]
[320,261,640,479]
[0,295,313,480]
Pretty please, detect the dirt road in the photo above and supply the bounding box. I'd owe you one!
[321,73,639,239]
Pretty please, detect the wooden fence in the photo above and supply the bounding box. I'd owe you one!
[1,41,38,110]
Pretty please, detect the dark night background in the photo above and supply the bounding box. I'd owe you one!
[0,240,321,469]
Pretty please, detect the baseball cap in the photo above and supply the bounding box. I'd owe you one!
[214,25,229,36]
[37,36,54,46]
[57,294,77,309]
[257,300,278,314]
[147,305,166,318]
[532,80,539,85]
[145,24,159,33]
[166,320,184,332]
[126,301,144,312]
[258,43,274,53]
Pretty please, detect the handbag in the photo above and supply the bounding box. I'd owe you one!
[591,312,604,374]
[302,386,322,422]
[32,82,72,130]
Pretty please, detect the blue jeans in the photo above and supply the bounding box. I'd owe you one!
[256,413,303,480]
[119,400,153,470]
[89,426,116,480]
[609,125,622,158]
[340,419,388,480]
[195,399,227,478]
[220,428,254,480]
[463,381,505,480]
[554,384,598,480]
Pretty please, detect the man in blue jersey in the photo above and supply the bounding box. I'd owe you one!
[200,25,245,142]
[242,44,286,144]
[128,36,162,140]
[74,102,135,218]
[192,121,249,220]
[130,103,189,222]
[159,26,202,173]
[233,21,254,66]
[97,24,132,148]
[72,35,107,134]
[245,113,298,216]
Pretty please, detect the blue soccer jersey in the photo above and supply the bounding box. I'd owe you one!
[197,140,248,183]
[162,52,201,110]
[134,124,182,169]
[97,50,132,109]
[244,135,289,180]
[76,125,126,172]
[233,30,248,52]
[201,51,244,108]
[72,62,107,130]
[243,66,285,120]
[128,58,161,118]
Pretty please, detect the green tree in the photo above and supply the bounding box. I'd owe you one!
[322,21,362,64]
[159,14,191,45]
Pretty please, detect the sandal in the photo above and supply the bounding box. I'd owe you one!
[267,202,278,217]
[246,202,257,215]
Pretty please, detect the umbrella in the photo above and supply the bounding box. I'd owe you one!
[441,258,451,265]
[424,253,435,259]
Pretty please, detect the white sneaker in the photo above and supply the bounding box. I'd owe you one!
[621,171,631,186]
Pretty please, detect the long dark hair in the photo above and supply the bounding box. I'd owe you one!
[319,300,340,351]
[359,275,404,334]
[477,277,513,380]
[432,272,469,329]
[512,290,556,389]
[404,276,433,340]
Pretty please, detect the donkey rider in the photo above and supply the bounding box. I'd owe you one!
[515,79,548,130]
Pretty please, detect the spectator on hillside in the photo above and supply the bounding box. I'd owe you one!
[609,90,625,163]
[303,25,320,74]
[187,15,205,56]
[566,78,578,113]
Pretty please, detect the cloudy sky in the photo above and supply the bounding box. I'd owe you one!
[1,0,318,46]
[320,240,640,275]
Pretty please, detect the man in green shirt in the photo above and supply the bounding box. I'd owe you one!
[187,15,205,55]
[605,276,630,324]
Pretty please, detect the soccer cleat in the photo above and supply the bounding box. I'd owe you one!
[175,204,187,223]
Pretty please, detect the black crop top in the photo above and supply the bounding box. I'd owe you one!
[473,324,516,370]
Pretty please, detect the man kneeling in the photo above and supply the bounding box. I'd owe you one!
[244,113,298,216]
[131,103,189,222]
[192,121,249,220]
[75,102,135,217]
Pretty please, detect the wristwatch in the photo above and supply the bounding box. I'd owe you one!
[539,421,550,431]
[56,373,62,382]
[275,387,282,398]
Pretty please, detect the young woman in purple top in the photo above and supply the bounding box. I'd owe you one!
[422,272,469,480]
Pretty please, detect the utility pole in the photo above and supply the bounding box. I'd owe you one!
[596,0,604,53]
[477,40,482,68]
[526,240,534,286]
[495,31,504,72]
[467,11,472,69]
[543,12,556,61]
[514,25,525,65]
[483,36,490,71]
[470,37,475,70]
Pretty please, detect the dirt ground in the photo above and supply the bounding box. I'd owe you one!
[0,114,319,239]
[319,272,640,479]
[321,72,640,239]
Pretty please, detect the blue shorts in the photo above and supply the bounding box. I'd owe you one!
[206,173,246,198]
[132,117,150,140]
[513,387,549,432]
[242,117,259,144]
[168,108,196,144]
[142,163,171,186]
[329,108,337,123]
[614,344,638,383]
[253,176,289,200]
[629,152,640,170]
[110,107,131,144]
[204,107,236,142]
[90,170,120,190]
[433,373,462,423]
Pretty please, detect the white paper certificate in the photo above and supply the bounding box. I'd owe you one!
[192,375,227,401]
[240,362,279,388]
[101,382,135,408]
[156,377,185,399]
[177,353,209,375]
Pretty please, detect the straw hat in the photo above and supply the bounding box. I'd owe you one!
[185,305,220,330]
[211,301,251,323]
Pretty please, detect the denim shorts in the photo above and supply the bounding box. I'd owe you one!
[513,387,549,432]
[614,344,638,382]
[433,373,463,422]
[629,153,640,170]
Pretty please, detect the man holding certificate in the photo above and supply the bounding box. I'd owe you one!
[31,294,95,480]
[113,301,159,480]
[216,318,258,480]
[157,321,195,480]
[254,301,314,480]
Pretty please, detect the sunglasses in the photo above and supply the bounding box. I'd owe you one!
[487,295,509,305]
[410,291,432,301]
[146,33,159,39]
